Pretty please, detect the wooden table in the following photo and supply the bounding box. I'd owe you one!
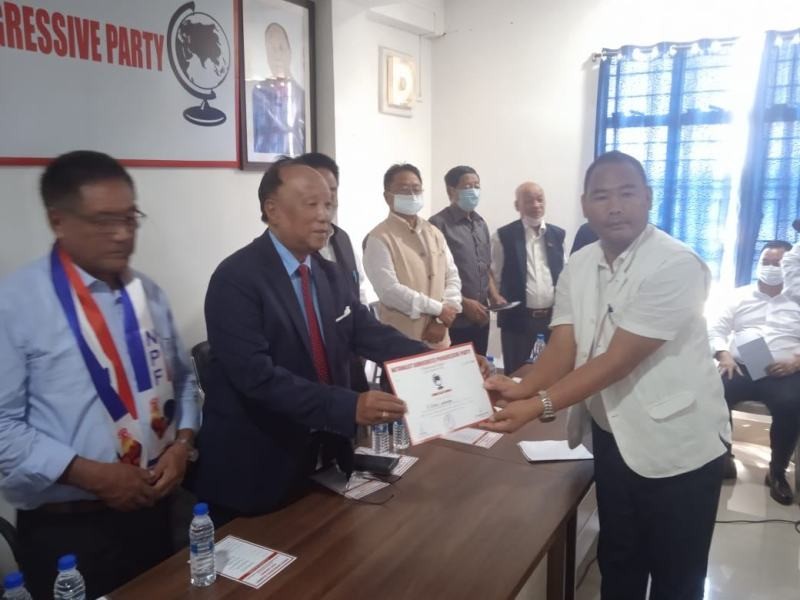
[111,418,593,600]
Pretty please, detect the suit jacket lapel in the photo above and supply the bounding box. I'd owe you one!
[544,228,562,287]
[259,232,314,361]
[513,220,527,284]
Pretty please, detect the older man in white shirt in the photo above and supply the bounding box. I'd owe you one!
[364,163,462,350]
[482,151,729,600]
[708,240,800,504]
[491,182,566,374]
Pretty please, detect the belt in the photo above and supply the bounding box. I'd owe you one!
[528,307,553,319]
[28,500,107,515]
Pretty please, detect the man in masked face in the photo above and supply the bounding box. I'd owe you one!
[430,166,504,355]
[363,163,462,349]
[708,240,800,504]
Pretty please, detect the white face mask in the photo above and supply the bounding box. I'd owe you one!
[393,194,424,216]
[521,215,542,228]
[757,264,783,286]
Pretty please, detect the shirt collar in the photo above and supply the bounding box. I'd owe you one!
[68,256,131,290]
[522,219,547,234]
[597,224,652,270]
[446,203,483,224]
[389,211,421,232]
[269,229,312,277]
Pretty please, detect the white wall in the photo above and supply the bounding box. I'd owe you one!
[0,0,435,347]
[430,0,800,249]
[0,166,265,346]
[329,0,434,252]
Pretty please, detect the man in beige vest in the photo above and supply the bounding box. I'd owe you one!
[363,163,462,349]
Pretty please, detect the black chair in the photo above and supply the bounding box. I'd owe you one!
[190,341,212,405]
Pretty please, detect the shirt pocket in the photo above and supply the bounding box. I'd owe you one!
[643,391,696,421]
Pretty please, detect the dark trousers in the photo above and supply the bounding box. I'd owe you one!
[721,366,800,473]
[592,422,724,600]
[499,315,551,375]
[17,499,173,600]
[449,322,490,356]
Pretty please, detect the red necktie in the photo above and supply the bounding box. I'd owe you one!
[297,264,331,384]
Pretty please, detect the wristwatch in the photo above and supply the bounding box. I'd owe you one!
[175,437,199,462]
[537,390,556,423]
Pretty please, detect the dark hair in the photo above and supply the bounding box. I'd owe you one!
[583,150,648,193]
[761,240,792,254]
[295,152,339,182]
[383,163,422,190]
[444,165,478,189]
[257,156,300,223]
[40,150,133,210]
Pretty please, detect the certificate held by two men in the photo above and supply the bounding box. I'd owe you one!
[383,344,494,445]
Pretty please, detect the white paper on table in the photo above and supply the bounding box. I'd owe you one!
[734,332,773,380]
[518,440,593,462]
[442,427,503,448]
[355,447,419,476]
[214,535,295,589]
[384,344,494,445]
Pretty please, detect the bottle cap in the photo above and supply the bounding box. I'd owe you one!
[3,572,23,589]
[57,554,77,571]
[193,502,210,516]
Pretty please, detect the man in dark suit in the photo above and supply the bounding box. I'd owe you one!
[296,152,370,392]
[193,159,428,521]
[491,182,565,375]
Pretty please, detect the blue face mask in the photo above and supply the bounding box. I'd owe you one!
[393,194,424,216]
[456,188,480,212]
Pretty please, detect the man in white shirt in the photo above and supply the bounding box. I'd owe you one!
[491,182,566,374]
[708,240,800,504]
[363,163,462,349]
[482,151,729,599]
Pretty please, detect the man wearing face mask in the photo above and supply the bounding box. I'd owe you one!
[491,182,566,375]
[708,240,800,504]
[429,166,503,355]
[363,163,462,349]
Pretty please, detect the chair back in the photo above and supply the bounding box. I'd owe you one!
[191,341,212,406]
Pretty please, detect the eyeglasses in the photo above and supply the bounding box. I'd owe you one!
[391,188,424,195]
[66,209,147,234]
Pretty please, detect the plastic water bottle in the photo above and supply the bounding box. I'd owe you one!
[526,334,546,364]
[3,572,32,600]
[372,423,391,454]
[392,419,410,451]
[189,502,216,587]
[52,555,86,600]
[486,355,498,376]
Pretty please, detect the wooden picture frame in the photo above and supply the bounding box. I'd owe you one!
[379,47,416,117]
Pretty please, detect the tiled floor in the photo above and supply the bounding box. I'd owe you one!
[577,412,800,600]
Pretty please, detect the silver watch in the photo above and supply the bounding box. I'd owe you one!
[538,390,556,423]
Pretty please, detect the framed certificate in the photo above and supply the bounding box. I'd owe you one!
[384,344,494,445]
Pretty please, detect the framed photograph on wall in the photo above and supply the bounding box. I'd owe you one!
[379,47,416,117]
[238,0,315,168]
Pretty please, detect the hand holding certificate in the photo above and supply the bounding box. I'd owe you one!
[384,344,494,445]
